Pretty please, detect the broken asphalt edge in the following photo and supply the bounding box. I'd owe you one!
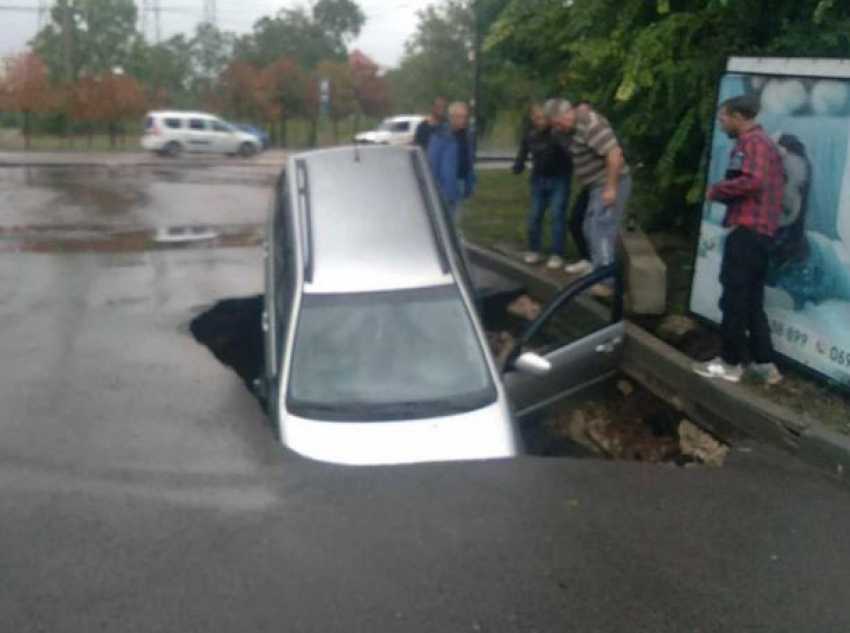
[465,241,850,483]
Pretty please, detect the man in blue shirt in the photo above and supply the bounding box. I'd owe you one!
[427,102,476,218]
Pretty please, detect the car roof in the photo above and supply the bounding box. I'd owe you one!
[290,145,453,294]
[148,111,219,119]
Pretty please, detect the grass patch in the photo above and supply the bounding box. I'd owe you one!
[462,169,695,310]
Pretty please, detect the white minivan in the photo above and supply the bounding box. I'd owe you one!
[142,111,263,158]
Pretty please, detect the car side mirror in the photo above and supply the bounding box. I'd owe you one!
[514,351,552,377]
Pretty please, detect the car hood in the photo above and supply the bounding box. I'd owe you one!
[279,400,518,466]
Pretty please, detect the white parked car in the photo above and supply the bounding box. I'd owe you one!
[354,115,425,146]
[141,111,263,158]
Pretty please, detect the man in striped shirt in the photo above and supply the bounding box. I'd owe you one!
[550,100,632,297]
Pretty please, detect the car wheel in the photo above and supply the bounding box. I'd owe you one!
[238,142,257,158]
[164,141,182,158]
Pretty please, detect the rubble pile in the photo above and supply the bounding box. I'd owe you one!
[548,381,729,466]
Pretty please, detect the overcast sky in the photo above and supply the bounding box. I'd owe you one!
[0,0,433,68]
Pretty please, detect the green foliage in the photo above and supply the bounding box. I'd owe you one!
[234,1,365,69]
[32,0,140,80]
[484,0,850,233]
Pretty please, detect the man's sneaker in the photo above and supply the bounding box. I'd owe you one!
[590,283,613,300]
[522,251,544,265]
[693,357,743,383]
[546,255,565,269]
[565,259,593,276]
[747,362,783,386]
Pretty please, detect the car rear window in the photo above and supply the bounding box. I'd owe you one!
[144,116,154,131]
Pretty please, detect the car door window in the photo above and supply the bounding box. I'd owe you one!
[502,266,624,418]
[212,120,231,133]
[392,121,410,133]
[189,118,207,131]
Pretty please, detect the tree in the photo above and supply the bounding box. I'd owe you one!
[235,0,366,69]
[485,0,850,231]
[215,59,272,123]
[127,36,194,108]
[316,60,359,142]
[72,71,147,147]
[32,0,140,81]
[349,51,392,119]
[0,53,57,148]
[262,57,312,147]
[312,0,366,48]
[191,23,236,102]
[385,2,474,113]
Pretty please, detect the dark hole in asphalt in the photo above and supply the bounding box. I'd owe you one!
[190,296,727,466]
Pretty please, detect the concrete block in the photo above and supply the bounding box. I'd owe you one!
[619,228,667,315]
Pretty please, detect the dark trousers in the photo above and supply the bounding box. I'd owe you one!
[570,186,591,260]
[527,175,569,255]
[719,227,775,366]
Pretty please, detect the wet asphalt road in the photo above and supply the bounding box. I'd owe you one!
[2,161,850,632]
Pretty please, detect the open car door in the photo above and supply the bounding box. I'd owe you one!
[502,266,624,419]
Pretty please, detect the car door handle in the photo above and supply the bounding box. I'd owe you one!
[595,337,622,354]
[261,310,269,333]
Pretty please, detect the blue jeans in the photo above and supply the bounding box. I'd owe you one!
[585,174,633,269]
[527,175,569,255]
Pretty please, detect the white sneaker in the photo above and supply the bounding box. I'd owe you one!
[546,255,565,269]
[693,357,743,383]
[522,252,544,265]
[565,259,593,275]
[747,362,783,386]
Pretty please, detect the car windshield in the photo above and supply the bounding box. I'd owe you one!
[287,285,497,421]
[377,118,399,131]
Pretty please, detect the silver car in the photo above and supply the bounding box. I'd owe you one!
[263,145,623,465]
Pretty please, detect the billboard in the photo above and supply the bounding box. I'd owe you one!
[691,57,850,387]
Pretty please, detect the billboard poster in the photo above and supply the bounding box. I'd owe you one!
[690,57,850,387]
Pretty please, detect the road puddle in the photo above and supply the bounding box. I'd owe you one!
[190,295,728,466]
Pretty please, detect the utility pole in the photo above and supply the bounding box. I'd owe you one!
[140,0,148,39]
[203,0,217,27]
[471,0,482,160]
[62,0,73,144]
[37,0,49,29]
[153,0,161,43]
[140,0,161,43]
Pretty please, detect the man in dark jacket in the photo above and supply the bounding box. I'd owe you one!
[414,97,447,150]
[512,103,573,269]
[694,95,784,385]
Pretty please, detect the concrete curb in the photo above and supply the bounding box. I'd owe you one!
[466,241,850,483]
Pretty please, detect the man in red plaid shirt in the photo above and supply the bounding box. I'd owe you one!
[694,95,784,385]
